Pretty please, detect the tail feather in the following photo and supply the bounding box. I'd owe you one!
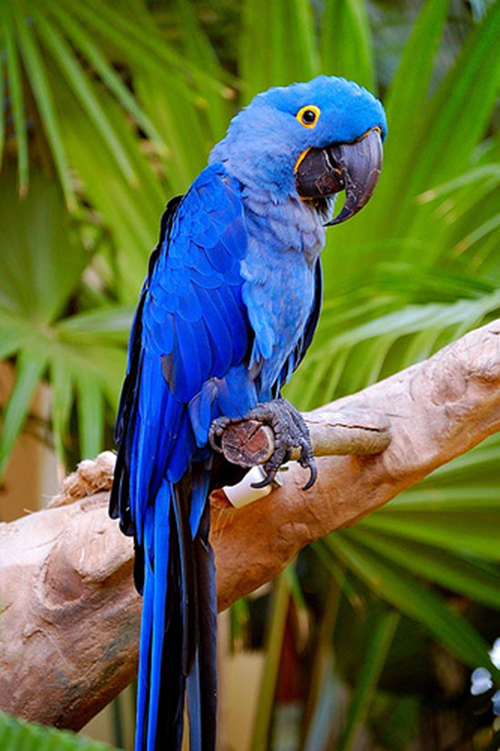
[135,471,217,751]
[187,498,217,751]
[135,551,152,746]
[148,488,170,749]
[135,480,184,751]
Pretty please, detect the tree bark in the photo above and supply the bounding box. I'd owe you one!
[1,319,499,731]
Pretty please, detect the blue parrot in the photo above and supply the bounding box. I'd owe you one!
[110,75,386,751]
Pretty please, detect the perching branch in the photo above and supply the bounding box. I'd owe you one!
[1,319,500,730]
[217,408,391,467]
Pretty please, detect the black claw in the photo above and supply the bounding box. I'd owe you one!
[301,461,317,491]
[251,473,274,490]
[251,452,284,489]
[208,417,228,453]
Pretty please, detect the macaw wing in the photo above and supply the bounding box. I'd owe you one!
[109,194,182,536]
[110,164,250,540]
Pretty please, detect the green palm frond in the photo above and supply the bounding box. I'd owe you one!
[0,169,129,472]
[0,711,118,751]
[0,0,231,202]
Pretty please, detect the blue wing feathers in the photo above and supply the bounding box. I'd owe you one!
[188,381,218,447]
[167,412,196,484]
[196,290,234,377]
[171,317,203,401]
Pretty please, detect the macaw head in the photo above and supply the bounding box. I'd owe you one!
[210,75,387,225]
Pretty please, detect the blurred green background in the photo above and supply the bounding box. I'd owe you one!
[1,0,500,748]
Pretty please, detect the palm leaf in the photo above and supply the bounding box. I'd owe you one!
[361,511,500,562]
[239,0,319,103]
[14,8,74,206]
[367,0,450,237]
[347,528,500,610]
[337,608,400,751]
[0,169,89,322]
[0,711,117,751]
[0,0,230,205]
[2,8,29,193]
[250,574,291,751]
[320,0,376,92]
[49,3,163,145]
[287,290,500,410]
[34,12,136,183]
[327,534,497,673]
[0,55,4,170]
[0,350,47,477]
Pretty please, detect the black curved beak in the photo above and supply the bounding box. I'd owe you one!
[295,127,383,226]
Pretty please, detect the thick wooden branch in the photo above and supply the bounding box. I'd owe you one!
[1,319,499,731]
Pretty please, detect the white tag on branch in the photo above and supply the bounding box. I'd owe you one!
[223,465,284,508]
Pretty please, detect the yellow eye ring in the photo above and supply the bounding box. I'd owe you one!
[296,105,320,128]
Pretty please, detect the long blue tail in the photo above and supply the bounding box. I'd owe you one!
[186,495,217,750]
[135,473,216,751]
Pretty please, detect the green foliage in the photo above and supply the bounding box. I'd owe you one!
[252,0,500,746]
[0,0,230,466]
[0,168,129,468]
[1,0,500,748]
[0,711,118,751]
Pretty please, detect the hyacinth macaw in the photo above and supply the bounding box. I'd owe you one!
[110,75,386,751]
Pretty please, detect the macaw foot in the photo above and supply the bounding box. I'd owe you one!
[209,398,317,491]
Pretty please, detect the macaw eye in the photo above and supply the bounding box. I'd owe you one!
[296,105,320,128]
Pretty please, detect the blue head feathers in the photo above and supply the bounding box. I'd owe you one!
[210,75,386,202]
